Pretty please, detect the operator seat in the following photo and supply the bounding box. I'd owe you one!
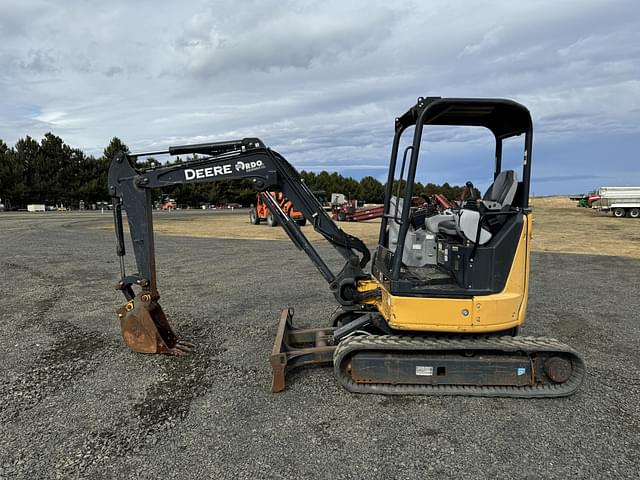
[438,170,518,245]
[481,170,518,211]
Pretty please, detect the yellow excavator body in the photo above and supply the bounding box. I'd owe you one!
[360,213,532,333]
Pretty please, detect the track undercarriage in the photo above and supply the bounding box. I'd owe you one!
[271,309,585,397]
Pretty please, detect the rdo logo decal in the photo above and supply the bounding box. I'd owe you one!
[235,160,264,172]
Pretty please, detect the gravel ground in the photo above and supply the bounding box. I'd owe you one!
[0,211,638,479]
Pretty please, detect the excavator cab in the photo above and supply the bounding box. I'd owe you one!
[108,97,585,397]
[372,97,533,334]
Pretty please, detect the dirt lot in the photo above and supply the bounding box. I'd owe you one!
[136,197,640,259]
[1,209,639,479]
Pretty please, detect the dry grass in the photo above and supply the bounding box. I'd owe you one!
[529,196,640,258]
[150,211,383,246]
[112,197,640,259]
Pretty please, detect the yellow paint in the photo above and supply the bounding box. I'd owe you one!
[359,213,532,333]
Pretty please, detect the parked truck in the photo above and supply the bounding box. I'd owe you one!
[592,187,640,218]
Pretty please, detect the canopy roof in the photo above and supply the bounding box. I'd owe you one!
[396,97,532,139]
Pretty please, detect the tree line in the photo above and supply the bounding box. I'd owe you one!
[0,133,469,209]
[0,134,123,209]
[298,171,470,205]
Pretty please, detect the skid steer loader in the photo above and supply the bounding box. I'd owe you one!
[108,97,585,397]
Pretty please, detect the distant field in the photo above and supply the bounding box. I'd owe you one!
[530,196,640,258]
[115,197,640,259]
[149,209,382,245]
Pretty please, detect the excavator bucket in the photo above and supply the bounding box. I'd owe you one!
[116,293,193,356]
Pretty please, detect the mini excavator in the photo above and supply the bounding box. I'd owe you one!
[108,97,585,397]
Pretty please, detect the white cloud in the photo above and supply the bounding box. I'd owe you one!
[460,25,505,56]
[0,0,639,193]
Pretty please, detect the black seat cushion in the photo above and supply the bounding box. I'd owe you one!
[439,219,458,236]
[483,170,517,210]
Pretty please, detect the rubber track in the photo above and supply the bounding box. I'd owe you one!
[333,335,586,398]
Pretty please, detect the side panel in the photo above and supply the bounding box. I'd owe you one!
[363,213,532,333]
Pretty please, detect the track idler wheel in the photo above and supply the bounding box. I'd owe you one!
[116,293,193,356]
[543,356,572,384]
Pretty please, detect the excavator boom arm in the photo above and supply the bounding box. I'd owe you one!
[108,137,371,307]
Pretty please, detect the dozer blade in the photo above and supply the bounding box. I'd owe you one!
[270,308,336,392]
[116,293,194,356]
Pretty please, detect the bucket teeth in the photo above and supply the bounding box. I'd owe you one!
[116,293,193,355]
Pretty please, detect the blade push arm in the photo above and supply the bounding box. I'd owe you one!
[108,137,372,308]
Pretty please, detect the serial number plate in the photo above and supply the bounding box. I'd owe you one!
[415,366,434,376]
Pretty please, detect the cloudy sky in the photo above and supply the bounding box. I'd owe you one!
[1,0,639,194]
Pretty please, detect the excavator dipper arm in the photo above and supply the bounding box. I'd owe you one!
[108,138,372,355]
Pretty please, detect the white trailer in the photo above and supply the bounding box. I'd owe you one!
[594,186,640,218]
[27,204,46,212]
